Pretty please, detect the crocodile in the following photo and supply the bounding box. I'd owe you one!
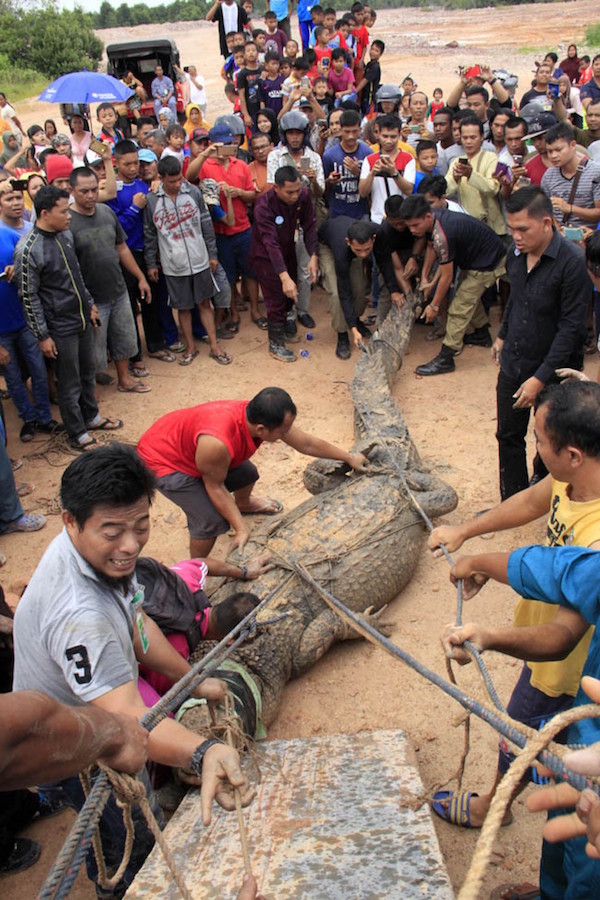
[180,304,458,735]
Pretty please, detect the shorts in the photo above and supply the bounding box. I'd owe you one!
[157,460,259,539]
[164,269,217,310]
[497,662,573,781]
[94,291,138,369]
[216,229,256,283]
[212,262,232,310]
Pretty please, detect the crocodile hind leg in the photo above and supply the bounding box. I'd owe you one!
[292,607,389,676]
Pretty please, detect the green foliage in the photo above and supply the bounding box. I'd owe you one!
[0,3,103,80]
[585,23,600,46]
[0,52,46,102]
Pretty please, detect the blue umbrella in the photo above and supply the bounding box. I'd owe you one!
[39,70,134,104]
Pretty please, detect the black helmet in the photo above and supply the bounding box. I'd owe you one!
[215,114,246,137]
[279,110,310,144]
[375,84,402,104]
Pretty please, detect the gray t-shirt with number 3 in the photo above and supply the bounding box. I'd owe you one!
[13,529,139,705]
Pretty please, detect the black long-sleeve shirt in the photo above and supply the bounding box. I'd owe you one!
[498,230,590,384]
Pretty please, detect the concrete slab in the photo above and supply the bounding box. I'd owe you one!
[128,729,454,899]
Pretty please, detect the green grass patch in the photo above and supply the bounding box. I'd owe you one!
[518,45,541,54]
[0,60,47,103]
[585,23,600,45]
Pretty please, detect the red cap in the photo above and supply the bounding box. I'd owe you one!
[45,154,74,183]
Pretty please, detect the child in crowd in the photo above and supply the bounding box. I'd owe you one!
[328,48,356,107]
[428,87,444,120]
[255,109,279,145]
[336,19,355,60]
[281,56,311,101]
[162,123,187,164]
[224,81,242,117]
[351,3,369,82]
[404,140,439,191]
[314,27,333,72]
[314,77,335,115]
[279,57,292,80]
[328,19,349,52]
[264,11,287,57]
[285,39,299,63]
[305,48,320,83]
[258,52,285,117]
[309,5,325,47]
[95,103,123,148]
[224,46,246,83]
[356,39,384,114]
[252,29,267,64]
[26,125,48,160]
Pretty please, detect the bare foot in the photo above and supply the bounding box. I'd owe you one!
[237,497,282,515]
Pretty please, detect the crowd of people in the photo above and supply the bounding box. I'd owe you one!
[1,3,600,896]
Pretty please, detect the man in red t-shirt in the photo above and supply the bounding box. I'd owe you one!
[137,387,369,557]
[198,124,263,327]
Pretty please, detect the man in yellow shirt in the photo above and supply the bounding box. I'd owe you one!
[427,380,600,828]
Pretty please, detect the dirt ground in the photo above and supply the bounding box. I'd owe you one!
[2,1,600,896]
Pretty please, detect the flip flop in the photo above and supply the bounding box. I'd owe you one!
[216,327,235,340]
[118,382,152,393]
[16,482,34,498]
[178,350,199,366]
[168,341,186,353]
[241,499,283,516]
[87,417,123,431]
[431,790,513,829]
[129,365,150,378]
[5,513,46,533]
[252,316,269,330]
[489,883,540,900]
[69,435,97,452]
[209,350,232,366]
[148,349,176,362]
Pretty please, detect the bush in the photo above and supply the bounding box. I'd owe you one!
[0,4,103,80]
[0,53,46,102]
[585,23,600,46]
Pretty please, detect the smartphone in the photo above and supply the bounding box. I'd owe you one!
[493,161,510,179]
[512,154,524,166]
[299,157,311,172]
[10,179,28,191]
[547,81,560,99]
[89,138,106,155]
[465,65,482,79]
[300,76,311,89]
[0,271,8,281]
[458,157,468,164]
[218,144,237,157]
[409,124,420,133]
[321,57,330,69]
[563,226,584,241]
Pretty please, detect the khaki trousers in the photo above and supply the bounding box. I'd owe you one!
[444,260,506,352]
[319,242,369,333]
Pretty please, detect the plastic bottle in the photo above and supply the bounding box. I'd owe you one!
[305,332,314,341]
[300,350,309,359]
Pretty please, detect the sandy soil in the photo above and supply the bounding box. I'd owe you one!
[2,2,600,897]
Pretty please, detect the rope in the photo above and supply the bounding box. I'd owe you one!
[39,578,290,899]
[286,556,600,794]
[223,694,253,876]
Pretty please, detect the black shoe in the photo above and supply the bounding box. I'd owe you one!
[284,319,300,343]
[336,332,351,360]
[355,319,372,340]
[35,419,65,435]
[35,793,67,819]
[463,326,492,347]
[269,323,297,362]
[0,838,41,875]
[416,346,456,376]
[19,422,36,442]
[297,312,315,329]
[95,372,115,386]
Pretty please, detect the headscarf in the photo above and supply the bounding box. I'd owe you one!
[254,108,278,147]
[0,131,27,168]
[560,45,581,85]
[183,102,210,137]
[158,106,177,128]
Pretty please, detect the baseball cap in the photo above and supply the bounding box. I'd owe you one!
[526,112,558,138]
[208,124,235,144]
[45,154,73,183]
[190,127,209,143]
[138,148,158,162]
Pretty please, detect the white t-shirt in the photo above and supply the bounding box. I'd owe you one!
[186,72,206,107]
[222,1,238,36]
[1,103,19,133]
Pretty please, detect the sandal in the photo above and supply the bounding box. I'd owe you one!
[168,341,186,353]
[216,327,235,340]
[118,382,152,393]
[16,482,34,498]
[129,364,150,378]
[5,513,46,533]
[252,316,269,330]
[224,320,239,333]
[178,350,199,366]
[69,434,97,451]
[148,349,176,362]
[87,417,123,432]
[209,350,232,366]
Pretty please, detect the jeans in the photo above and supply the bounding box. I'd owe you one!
[0,420,23,533]
[39,768,163,898]
[53,327,98,441]
[496,370,548,500]
[153,97,177,120]
[0,326,52,425]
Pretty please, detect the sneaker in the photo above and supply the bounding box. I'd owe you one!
[297,312,315,329]
[35,793,67,819]
[19,422,36,443]
[35,419,65,435]
[463,326,492,348]
[336,332,351,360]
[0,838,41,875]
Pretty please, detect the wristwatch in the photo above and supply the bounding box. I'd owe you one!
[188,738,222,776]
